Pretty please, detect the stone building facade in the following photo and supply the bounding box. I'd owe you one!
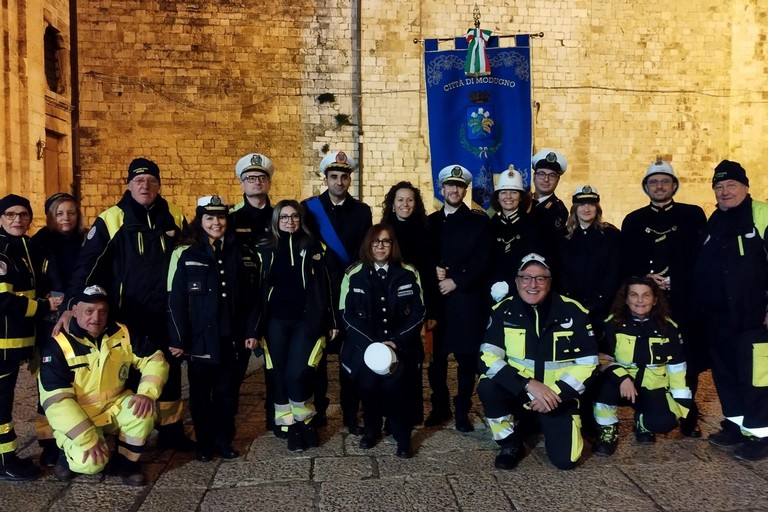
[3,1,768,226]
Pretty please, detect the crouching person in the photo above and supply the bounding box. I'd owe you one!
[478,253,597,470]
[38,285,169,485]
[592,277,693,455]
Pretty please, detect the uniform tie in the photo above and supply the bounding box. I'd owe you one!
[213,239,223,260]
[377,268,387,280]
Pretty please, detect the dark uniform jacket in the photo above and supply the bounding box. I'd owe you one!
[557,223,621,325]
[489,210,544,287]
[693,196,768,330]
[601,315,692,413]
[256,233,336,345]
[302,191,372,315]
[230,196,273,250]
[621,201,706,314]
[530,193,568,264]
[66,192,186,342]
[0,229,58,360]
[427,203,492,354]
[31,227,83,291]
[339,262,425,379]
[167,233,261,364]
[479,293,598,401]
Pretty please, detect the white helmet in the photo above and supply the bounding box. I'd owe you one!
[495,166,525,192]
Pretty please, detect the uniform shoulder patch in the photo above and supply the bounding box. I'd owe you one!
[86,226,97,240]
[344,261,363,274]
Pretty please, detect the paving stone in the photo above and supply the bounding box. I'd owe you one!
[415,426,497,454]
[378,449,498,479]
[48,484,146,512]
[0,480,67,512]
[201,481,317,511]
[153,457,220,488]
[138,488,206,512]
[623,459,768,511]
[313,455,373,481]
[319,475,458,511]
[448,473,515,511]
[212,457,311,487]
[497,465,659,512]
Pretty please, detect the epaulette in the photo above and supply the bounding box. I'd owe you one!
[470,208,488,216]
[344,260,363,275]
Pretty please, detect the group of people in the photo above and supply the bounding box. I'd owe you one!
[0,147,766,485]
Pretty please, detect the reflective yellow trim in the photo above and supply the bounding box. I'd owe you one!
[0,283,12,293]
[14,290,35,299]
[77,387,123,407]
[754,343,768,387]
[139,375,164,388]
[0,440,17,454]
[263,340,273,370]
[738,235,744,257]
[24,298,38,318]
[0,337,34,350]
[66,418,93,440]
[42,392,77,411]
[308,337,326,368]
[0,421,14,435]
[118,432,145,447]
[570,413,583,463]
[53,334,76,360]
[117,445,141,462]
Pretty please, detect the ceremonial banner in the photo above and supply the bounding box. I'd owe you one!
[424,35,532,209]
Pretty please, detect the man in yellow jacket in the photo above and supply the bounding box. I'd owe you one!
[38,285,168,485]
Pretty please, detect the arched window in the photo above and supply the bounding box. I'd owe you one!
[44,25,66,94]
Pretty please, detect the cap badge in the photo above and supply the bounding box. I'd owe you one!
[210,196,222,206]
[336,151,348,164]
[250,154,263,167]
[451,166,463,177]
[582,186,592,194]
[654,156,663,166]
[134,167,148,174]
[507,164,516,177]
[546,152,557,163]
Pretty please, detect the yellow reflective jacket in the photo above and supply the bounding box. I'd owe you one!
[38,319,168,450]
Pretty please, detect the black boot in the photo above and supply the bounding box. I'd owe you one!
[115,454,146,486]
[39,439,60,468]
[287,423,304,453]
[157,421,196,452]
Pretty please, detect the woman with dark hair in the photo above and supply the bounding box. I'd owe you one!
[557,186,621,334]
[487,167,541,302]
[256,199,335,452]
[592,276,693,456]
[339,223,425,458]
[167,195,260,462]
[381,181,431,426]
[32,193,85,293]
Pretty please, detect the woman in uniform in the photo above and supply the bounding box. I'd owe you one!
[0,194,61,480]
[339,223,425,458]
[167,195,260,462]
[592,276,693,455]
[256,199,335,452]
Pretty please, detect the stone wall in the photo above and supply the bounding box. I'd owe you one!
[18,0,768,225]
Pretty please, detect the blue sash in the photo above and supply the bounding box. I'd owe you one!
[305,197,351,264]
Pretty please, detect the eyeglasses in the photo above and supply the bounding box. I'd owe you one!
[646,178,673,186]
[371,238,392,247]
[516,274,551,285]
[534,171,559,181]
[2,211,31,221]
[278,213,300,222]
[242,175,270,183]
[131,177,159,186]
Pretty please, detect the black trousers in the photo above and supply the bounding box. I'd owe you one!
[266,319,317,422]
[357,363,411,446]
[0,360,20,457]
[706,319,768,432]
[427,352,476,417]
[478,377,582,470]
[187,358,238,449]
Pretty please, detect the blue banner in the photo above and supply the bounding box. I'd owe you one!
[424,35,532,209]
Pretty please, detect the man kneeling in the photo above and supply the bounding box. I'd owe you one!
[478,253,598,470]
[38,285,169,485]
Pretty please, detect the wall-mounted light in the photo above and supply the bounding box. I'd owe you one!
[36,138,46,160]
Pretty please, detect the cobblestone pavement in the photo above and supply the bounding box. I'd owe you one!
[3,356,768,512]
